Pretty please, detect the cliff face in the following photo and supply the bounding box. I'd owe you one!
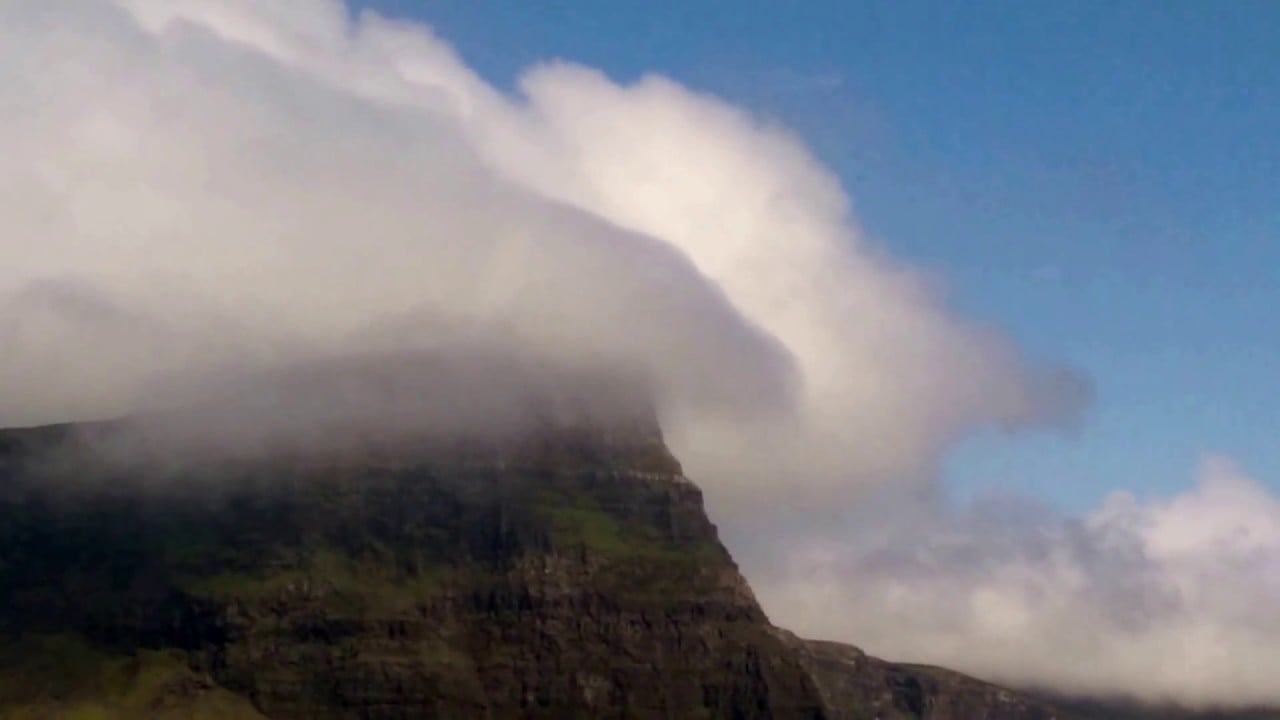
[1,416,1267,719]
[0,418,824,719]
[781,635,1069,720]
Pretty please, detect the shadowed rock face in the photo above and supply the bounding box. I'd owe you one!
[781,634,1070,720]
[0,416,825,719]
[1,414,1273,719]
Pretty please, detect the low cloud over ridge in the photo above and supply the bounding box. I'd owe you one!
[0,0,1083,505]
[3,0,1276,707]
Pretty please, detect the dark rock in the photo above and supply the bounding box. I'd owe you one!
[0,417,823,718]
[780,632,1072,719]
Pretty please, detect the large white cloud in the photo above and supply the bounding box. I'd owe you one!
[0,0,794,432]
[9,0,1275,708]
[0,0,1083,501]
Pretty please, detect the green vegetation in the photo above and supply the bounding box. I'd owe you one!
[181,546,450,616]
[542,498,635,557]
[182,567,307,600]
[0,634,265,720]
[536,486,720,568]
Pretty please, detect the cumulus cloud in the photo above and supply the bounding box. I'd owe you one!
[11,0,1272,708]
[0,0,1082,502]
[768,456,1280,707]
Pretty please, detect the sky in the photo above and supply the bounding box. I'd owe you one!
[355,0,1280,513]
[5,0,1280,707]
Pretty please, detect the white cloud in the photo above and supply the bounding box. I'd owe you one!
[768,456,1280,707]
[0,0,1082,499]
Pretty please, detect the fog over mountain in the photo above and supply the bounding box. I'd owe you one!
[1,0,1276,707]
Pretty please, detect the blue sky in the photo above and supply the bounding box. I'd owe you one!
[355,0,1280,512]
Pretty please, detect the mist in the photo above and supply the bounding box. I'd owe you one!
[2,0,1275,708]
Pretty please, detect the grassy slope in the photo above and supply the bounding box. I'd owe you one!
[0,635,265,720]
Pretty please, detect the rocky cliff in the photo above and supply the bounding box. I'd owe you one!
[0,415,1269,719]
[0,415,830,719]
[780,634,1068,720]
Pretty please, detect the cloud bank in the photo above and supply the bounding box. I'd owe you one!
[1,0,1275,707]
[769,456,1280,707]
[0,0,1081,500]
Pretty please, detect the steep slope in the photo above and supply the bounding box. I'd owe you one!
[0,416,825,719]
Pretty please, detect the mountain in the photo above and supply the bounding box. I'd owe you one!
[0,411,1273,718]
[0,412,828,719]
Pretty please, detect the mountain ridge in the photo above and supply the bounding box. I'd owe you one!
[0,415,1274,719]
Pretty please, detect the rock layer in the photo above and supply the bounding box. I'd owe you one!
[0,418,825,719]
[1,416,1266,719]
